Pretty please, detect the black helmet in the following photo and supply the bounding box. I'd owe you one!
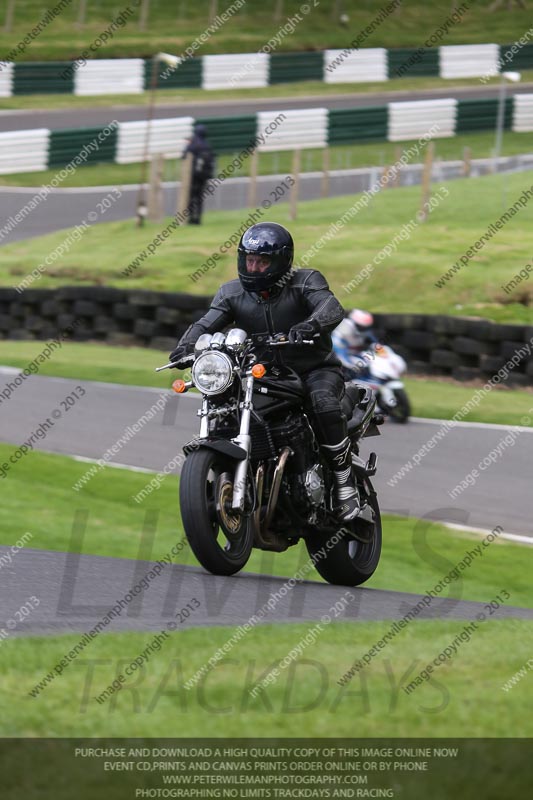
[237,222,294,293]
[193,123,207,138]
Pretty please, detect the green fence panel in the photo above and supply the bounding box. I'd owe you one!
[499,42,533,71]
[329,106,388,144]
[48,127,117,168]
[195,115,258,154]
[388,47,440,79]
[456,98,512,133]
[269,52,324,84]
[146,57,202,90]
[13,62,74,95]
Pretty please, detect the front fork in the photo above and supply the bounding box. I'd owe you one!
[197,375,253,512]
[379,380,404,408]
[231,374,253,511]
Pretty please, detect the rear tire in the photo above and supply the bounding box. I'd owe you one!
[179,448,253,576]
[305,489,382,587]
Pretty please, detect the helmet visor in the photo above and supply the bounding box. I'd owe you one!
[244,253,272,274]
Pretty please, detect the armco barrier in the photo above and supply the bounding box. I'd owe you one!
[194,114,257,153]
[502,41,533,72]
[388,98,457,141]
[512,94,533,132]
[74,59,145,96]
[324,48,387,84]
[202,53,269,90]
[2,41,533,97]
[0,288,531,385]
[387,46,440,79]
[269,51,324,84]
[0,129,49,175]
[13,61,73,95]
[0,62,13,97]
[456,97,512,133]
[328,106,388,144]
[1,95,530,175]
[116,117,194,164]
[151,57,202,89]
[256,108,328,151]
[440,44,500,79]
[48,126,118,168]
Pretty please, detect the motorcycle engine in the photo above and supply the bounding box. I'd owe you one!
[300,464,326,507]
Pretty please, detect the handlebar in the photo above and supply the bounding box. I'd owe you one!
[155,334,317,371]
[268,336,316,346]
[155,354,195,372]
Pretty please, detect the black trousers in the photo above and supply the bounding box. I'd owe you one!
[187,179,207,224]
[302,365,347,447]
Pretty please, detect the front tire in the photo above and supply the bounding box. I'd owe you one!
[305,489,382,587]
[390,388,410,423]
[179,448,253,576]
[379,387,410,423]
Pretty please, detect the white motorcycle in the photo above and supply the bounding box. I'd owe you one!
[345,344,410,424]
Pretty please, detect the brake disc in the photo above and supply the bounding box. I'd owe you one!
[215,472,244,540]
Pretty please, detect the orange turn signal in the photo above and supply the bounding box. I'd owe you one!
[172,379,187,393]
[251,364,266,378]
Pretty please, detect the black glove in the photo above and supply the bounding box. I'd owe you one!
[288,319,320,345]
[169,344,191,367]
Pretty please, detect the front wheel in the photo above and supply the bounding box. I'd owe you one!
[379,387,410,423]
[179,448,253,576]
[305,489,382,587]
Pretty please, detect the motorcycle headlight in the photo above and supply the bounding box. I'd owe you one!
[191,351,234,395]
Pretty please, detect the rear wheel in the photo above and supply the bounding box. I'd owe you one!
[305,485,382,587]
[179,448,253,575]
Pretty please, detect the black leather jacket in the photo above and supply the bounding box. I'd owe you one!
[182,132,214,182]
[179,268,345,373]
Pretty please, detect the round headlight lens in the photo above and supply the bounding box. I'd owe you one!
[192,352,233,395]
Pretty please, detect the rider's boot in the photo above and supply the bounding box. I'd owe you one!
[321,436,360,522]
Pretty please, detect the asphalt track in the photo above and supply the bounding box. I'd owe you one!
[2,546,532,640]
[2,83,533,131]
[0,171,387,245]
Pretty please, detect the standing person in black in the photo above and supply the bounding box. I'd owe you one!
[181,123,214,225]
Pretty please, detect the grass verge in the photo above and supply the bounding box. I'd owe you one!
[2,170,533,321]
[0,342,175,389]
[404,375,533,426]
[0,619,530,737]
[1,0,532,61]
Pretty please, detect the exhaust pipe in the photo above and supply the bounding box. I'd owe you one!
[252,448,292,552]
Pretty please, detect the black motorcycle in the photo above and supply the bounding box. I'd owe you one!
[157,329,383,587]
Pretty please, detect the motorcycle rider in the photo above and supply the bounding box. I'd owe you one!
[169,221,361,522]
[332,309,377,378]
